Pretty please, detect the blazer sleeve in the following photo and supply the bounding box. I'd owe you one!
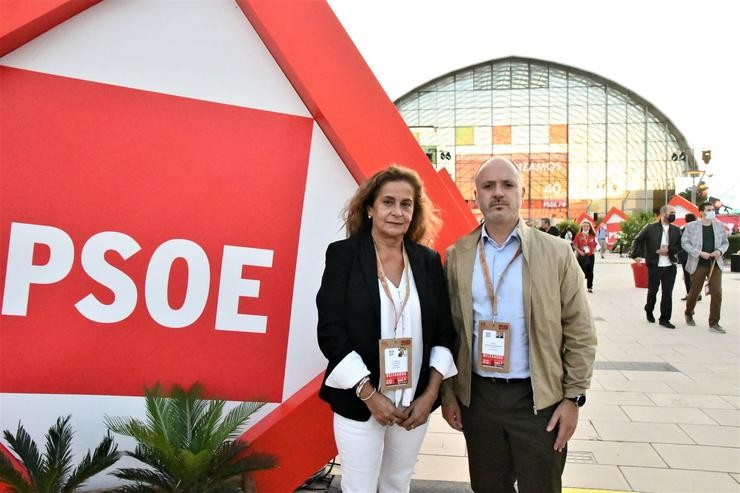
[681,223,701,257]
[316,241,355,367]
[717,224,730,254]
[629,224,648,259]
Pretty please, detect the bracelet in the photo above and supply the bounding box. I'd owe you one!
[359,387,376,402]
[355,376,370,398]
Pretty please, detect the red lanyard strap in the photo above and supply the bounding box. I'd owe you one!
[478,236,522,321]
[375,243,411,335]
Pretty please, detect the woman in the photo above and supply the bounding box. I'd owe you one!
[574,220,597,292]
[316,165,457,493]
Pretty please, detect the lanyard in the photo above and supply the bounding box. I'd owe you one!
[478,236,522,322]
[375,243,411,335]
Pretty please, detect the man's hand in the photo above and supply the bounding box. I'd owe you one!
[632,257,643,263]
[546,400,579,452]
[700,251,711,260]
[441,399,463,431]
[711,250,722,259]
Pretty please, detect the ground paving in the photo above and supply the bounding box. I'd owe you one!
[298,253,740,492]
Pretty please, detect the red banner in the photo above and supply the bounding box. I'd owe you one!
[0,67,314,401]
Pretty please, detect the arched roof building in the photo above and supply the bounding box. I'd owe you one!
[395,56,695,220]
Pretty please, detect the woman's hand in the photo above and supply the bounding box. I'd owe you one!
[399,391,435,431]
[365,391,408,426]
[400,368,443,431]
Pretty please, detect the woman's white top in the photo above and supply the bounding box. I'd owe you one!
[325,263,457,407]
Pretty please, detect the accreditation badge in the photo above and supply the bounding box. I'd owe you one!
[378,337,413,392]
[478,321,510,372]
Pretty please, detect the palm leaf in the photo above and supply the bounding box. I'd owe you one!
[111,467,172,490]
[104,418,154,446]
[119,445,173,481]
[0,452,32,493]
[209,441,276,481]
[115,483,159,493]
[62,432,120,493]
[40,415,74,493]
[142,385,173,447]
[191,401,225,452]
[208,402,263,450]
[3,423,43,487]
[169,383,207,451]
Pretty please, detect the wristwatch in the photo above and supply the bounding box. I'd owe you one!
[565,394,586,407]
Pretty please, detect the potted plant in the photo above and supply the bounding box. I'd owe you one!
[0,416,120,492]
[105,383,276,492]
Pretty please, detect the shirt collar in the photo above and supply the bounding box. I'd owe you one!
[481,222,521,249]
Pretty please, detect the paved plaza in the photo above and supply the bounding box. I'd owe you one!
[304,252,740,493]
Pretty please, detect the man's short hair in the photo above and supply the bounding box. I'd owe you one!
[659,204,673,215]
[698,201,714,212]
[541,218,550,226]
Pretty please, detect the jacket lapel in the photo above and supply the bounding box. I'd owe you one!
[517,221,533,335]
[359,232,381,320]
[406,239,432,343]
[456,226,481,350]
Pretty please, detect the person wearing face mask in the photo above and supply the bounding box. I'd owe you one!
[573,221,598,293]
[629,205,682,329]
[682,202,729,333]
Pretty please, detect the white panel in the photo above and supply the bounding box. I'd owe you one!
[281,123,358,400]
[0,393,277,489]
[0,0,310,117]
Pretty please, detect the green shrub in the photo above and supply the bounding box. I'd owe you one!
[555,219,579,237]
[612,211,655,255]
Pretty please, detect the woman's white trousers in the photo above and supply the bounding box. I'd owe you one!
[333,413,429,493]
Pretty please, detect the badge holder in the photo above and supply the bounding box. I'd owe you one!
[379,337,413,393]
[477,321,510,372]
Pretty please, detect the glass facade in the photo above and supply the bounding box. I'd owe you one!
[396,57,693,220]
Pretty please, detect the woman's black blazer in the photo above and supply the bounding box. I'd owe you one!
[316,230,456,421]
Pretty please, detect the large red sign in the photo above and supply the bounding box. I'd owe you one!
[0,67,314,401]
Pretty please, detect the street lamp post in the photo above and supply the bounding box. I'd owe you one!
[671,151,688,204]
[687,170,702,204]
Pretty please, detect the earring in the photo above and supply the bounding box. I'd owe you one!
[368,215,372,219]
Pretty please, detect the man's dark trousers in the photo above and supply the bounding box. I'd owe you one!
[646,264,677,322]
[460,374,565,493]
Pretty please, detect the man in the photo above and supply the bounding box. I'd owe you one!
[629,205,682,329]
[441,157,596,493]
[682,202,729,333]
[540,217,560,236]
[597,223,608,258]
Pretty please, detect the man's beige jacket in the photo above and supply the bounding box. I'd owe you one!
[441,221,597,412]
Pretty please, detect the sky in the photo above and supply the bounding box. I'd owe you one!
[328,0,739,210]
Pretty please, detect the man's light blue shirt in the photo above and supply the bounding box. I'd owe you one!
[472,224,530,378]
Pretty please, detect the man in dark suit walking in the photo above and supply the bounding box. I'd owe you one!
[630,205,682,328]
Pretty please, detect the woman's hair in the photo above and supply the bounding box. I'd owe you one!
[344,165,442,245]
[581,221,595,236]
